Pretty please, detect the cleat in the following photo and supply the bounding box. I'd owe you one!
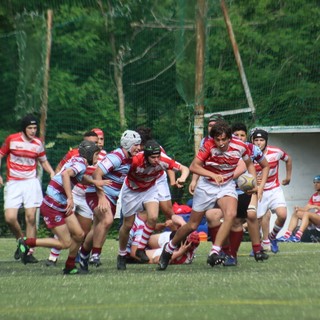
[18,238,30,265]
[79,254,89,272]
[223,255,237,267]
[270,238,279,253]
[14,246,21,260]
[158,244,172,271]
[25,254,38,264]
[249,250,254,257]
[135,249,149,263]
[63,267,79,275]
[207,252,225,267]
[89,255,102,267]
[277,236,289,242]
[117,255,127,270]
[45,259,57,267]
[288,235,301,243]
[254,250,269,262]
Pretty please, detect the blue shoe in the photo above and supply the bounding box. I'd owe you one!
[249,250,254,257]
[277,236,289,242]
[288,235,301,243]
[270,238,279,253]
[223,255,237,266]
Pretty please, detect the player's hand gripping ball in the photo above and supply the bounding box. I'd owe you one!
[237,173,256,192]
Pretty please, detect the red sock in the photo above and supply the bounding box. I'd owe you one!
[229,230,243,257]
[252,243,261,254]
[65,256,76,270]
[25,238,36,248]
[92,247,102,256]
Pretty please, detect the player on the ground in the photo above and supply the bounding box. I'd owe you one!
[117,139,189,270]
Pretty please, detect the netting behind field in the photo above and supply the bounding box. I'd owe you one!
[0,0,319,233]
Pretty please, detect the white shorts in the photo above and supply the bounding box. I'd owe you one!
[72,192,93,219]
[257,186,287,219]
[114,185,123,219]
[157,231,171,248]
[192,177,238,212]
[121,183,159,218]
[156,173,171,202]
[4,179,43,209]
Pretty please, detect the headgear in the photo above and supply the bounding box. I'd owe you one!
[78,140,100,166]
[144,140,161,158]
[21,114,38,135]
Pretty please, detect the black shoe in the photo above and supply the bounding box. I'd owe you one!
[89,255,102,267]
[117,255,127,270]
[18,238,30,265]
[79,254,89,272]
[207,252,225,267]
[254,250,269,262]
[157,244,172,271]
[14,246,21,260]
[25,254,38,264]
[45,259,57,267]
[135,249,149,263]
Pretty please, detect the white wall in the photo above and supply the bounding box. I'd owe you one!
[267,132,320,235]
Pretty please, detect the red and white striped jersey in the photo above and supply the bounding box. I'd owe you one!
[308,192,320,213]
[254,145,289,191]
[0,132,47,181]
[125,151,182,191]
[197,137,250,185]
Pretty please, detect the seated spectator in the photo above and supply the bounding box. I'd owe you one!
[278,175,320,242]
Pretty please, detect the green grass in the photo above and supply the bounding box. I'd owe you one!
[1,239,319,320]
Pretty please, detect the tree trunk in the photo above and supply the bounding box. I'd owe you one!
[194,0,207,154]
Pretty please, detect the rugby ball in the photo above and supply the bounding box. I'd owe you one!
[237,173,256,192]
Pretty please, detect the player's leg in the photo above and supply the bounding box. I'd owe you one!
[117,214,135,270]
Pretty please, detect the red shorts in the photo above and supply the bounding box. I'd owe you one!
[40,202,73,229]
[86,193,116,216]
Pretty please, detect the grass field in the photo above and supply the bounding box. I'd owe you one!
[1,238,319,320]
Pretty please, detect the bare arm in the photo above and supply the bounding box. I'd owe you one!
[175,164,190,188]
[233,159,247,179]
[188,173,199,195]
[282,155,292,185]
[61,168,76,215]
[41,160,55,179]
[167,169,176,187]
[189,157,224,185]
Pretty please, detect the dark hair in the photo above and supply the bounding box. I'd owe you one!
[210,121,232,139]
[83,131,98,138]
[231,122,247,134]
[136,126,152,145]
